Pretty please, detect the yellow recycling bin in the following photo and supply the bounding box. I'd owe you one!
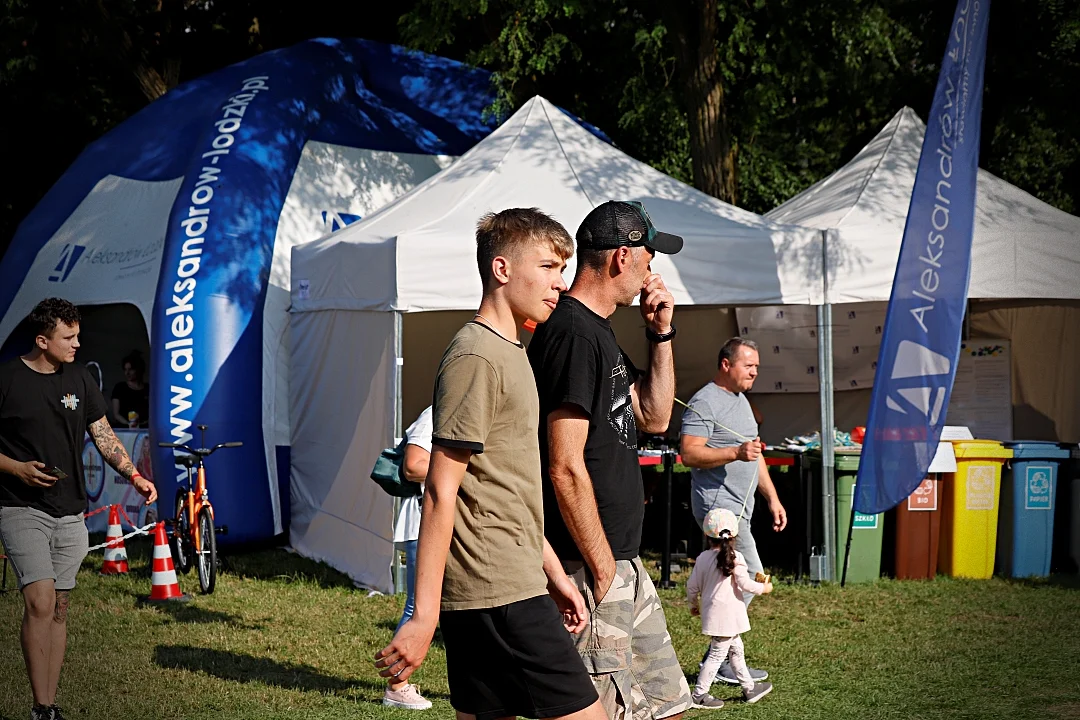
[939,440,1013,579]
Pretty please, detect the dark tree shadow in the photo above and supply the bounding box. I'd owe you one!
[136,599,265,628]
[217,549,358,590]
[86,536,358,590]
[152,645,450,700]
[1014,574,1080,591]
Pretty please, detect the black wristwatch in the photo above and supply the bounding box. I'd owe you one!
[645,325,676,343]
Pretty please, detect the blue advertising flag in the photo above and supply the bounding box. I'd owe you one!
[854,0,991,515]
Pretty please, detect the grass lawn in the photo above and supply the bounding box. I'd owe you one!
[1,538,1078,719]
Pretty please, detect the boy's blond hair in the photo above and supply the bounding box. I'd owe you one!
[476,208,574,289]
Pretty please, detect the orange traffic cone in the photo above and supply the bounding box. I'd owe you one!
[100,505,129,575]
[148,522,189,602]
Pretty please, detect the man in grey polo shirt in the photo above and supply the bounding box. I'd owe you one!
[680,337,787,685]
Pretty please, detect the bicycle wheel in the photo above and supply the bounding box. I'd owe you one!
[195,506,217,594]
[170,491,192,575]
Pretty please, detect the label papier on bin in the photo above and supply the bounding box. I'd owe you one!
[966,466,997,511]
[1025,465,1053,511]
[907,477,938,512]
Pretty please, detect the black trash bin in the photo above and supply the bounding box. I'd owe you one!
[752,450,809,578]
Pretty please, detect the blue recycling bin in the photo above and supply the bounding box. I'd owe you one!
[998,441,1071,578]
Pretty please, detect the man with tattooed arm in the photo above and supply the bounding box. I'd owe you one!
[0,298,157,720]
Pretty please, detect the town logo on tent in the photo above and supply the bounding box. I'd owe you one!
[884,340,951,424]
[320,210,362,233]
[49,244,86,282]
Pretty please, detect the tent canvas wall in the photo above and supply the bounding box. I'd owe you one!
[289,95,822,592]
[0,39,497,545]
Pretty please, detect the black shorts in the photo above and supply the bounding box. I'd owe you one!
[440,594,598,720]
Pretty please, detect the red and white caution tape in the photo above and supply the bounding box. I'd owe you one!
[84,505,111,519]
[87,523,156,552]
[116,504,143,531]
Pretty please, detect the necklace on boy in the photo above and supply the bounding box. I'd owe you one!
[473,313,513,343]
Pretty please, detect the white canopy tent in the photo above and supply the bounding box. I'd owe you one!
[768,106,1080,303]
[288,95,822,592]
[750,109,1080,564]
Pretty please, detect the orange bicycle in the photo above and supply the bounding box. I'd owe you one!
[159,424,241,594]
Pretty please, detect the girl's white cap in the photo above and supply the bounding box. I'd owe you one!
[703,508,739,539]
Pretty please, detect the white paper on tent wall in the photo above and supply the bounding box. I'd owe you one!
[943,342,1012,441]
[734,303,886,393]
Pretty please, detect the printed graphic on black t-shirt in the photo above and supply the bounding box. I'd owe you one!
[608,362,636,449]
[0,358,109,517]
[529,295,645,562]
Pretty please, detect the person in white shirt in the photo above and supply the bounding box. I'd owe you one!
[384,406,433,710]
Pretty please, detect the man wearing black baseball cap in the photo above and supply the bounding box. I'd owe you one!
[529,201,693,718]
[574,199,685,256]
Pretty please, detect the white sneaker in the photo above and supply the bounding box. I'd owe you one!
[383,683,432,710]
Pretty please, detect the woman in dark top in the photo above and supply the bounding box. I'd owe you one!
[111,351,149,428]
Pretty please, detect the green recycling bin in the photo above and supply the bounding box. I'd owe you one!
[809,449,884,583]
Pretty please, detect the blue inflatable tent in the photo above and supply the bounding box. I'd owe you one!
[0,38,497,545]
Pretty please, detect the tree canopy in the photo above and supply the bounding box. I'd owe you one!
[2,0,1077,254]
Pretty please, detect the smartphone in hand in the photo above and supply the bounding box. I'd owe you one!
[46,467,68,481]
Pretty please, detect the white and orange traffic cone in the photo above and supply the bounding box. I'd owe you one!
[148,522,189,602]
[100,505,129,575]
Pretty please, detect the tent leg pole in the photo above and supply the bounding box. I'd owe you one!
[817,303,837,582]
[393,311,405,595]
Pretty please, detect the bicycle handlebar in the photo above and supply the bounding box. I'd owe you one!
[158,440,243,457]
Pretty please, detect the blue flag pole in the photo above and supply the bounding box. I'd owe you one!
[843,0,991,585]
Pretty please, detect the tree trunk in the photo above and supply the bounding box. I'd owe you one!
[94,0,171,102]
[666,0,737,204]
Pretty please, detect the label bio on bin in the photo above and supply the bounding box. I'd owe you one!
[907,477,938,512]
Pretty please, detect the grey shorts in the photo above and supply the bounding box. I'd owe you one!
[0,506,89,591]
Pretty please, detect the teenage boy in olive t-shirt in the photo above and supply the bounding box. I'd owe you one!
[376,209,606,720]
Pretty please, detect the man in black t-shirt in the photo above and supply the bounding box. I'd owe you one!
[0,298,157,720]
[529,201,692,718]
[111,350,150,428]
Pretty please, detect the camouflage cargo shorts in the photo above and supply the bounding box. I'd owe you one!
[564,557,692,719]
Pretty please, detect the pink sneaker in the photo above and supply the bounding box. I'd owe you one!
[383,683,432,710]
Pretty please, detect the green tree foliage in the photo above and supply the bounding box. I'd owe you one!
[399,0,933,209]
[399,0,1080,214]
[1,0,1077,255]
[980,0,1080,212]
[0,0,405,252]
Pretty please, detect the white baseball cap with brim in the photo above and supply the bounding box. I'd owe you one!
[703,507,739,539]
